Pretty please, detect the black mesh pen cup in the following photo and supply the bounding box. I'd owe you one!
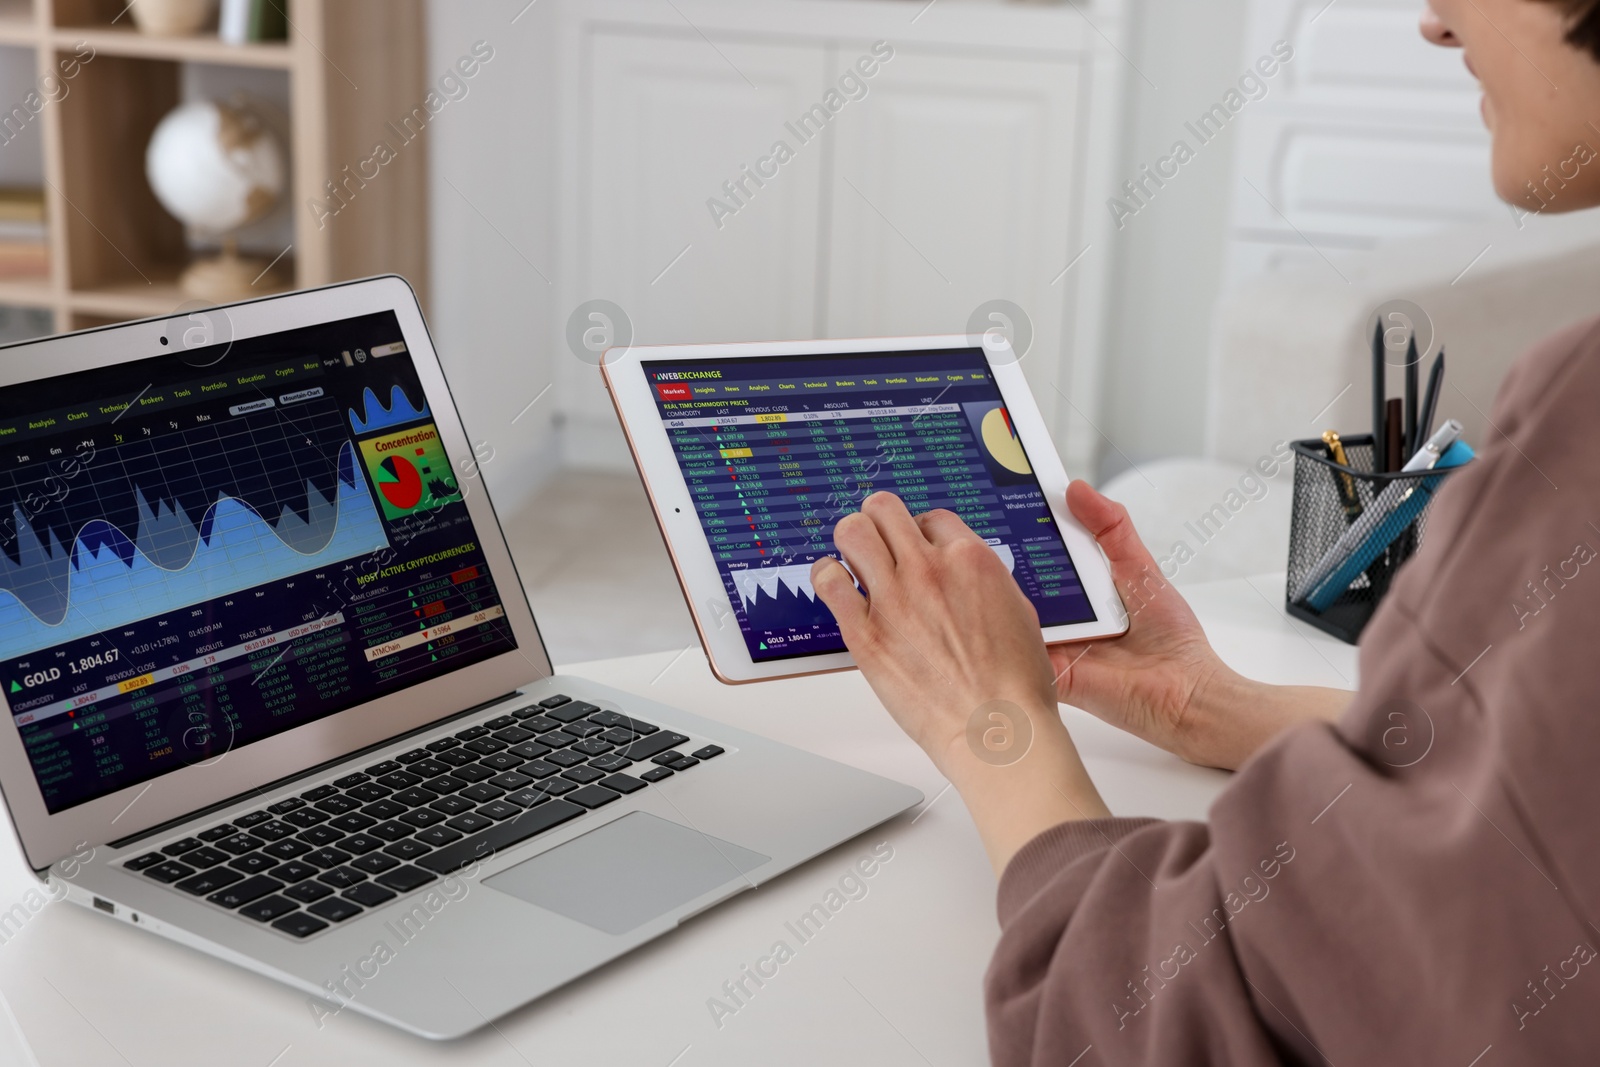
[1284,435,1464,644]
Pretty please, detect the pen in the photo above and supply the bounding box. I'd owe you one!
[1417,349,1445,442]
[1321,429,1362,520]
[1385,398,1403,473]
[1403,333,1419,456]
[1371,319,1386,471]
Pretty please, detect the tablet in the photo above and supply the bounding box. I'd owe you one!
[603,335,1128,683]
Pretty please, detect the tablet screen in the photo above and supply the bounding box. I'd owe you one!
[643,348,1097,662]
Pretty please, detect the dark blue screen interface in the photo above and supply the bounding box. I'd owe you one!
[645,349,1096,662]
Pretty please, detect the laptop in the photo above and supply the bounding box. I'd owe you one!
[0,277,920,1039]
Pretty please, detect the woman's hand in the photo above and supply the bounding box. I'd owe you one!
[811,492,1109,874]
[1053,481,1349,770]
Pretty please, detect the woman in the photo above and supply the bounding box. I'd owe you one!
[809,1,1600,1062]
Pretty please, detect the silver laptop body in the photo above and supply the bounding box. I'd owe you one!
[0,277,920,1039]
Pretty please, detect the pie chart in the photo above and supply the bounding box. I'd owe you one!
[980,406,1032,475]
[375,454,423,510]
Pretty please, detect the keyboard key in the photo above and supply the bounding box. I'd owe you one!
[515,715,561,734]
[181,846,230,868]
[507,741,552,761]
[240,896,298,922]
[535,731,576,749]
[546,701,598,723]
[396,748,430,764]
[426,737,462,752]
[488,771,534,791]
[345,783,392,804]
[535,778,578,796]
[383,839,433,860]
[271,861,320,883]
[125,852,165,871]
[519,759,561,779]
[302,784,339,802]
[640,766,674,783]
[667,756,701,771]
[309,898,362,922]
[600,773,647,795]
[567,785,621,810]
[234,811,272,828]
[285,878,334,902]
[562,766,605,785]
[491,726,537,744]
[313,795,359,815]
[262,839,312,860]
[398,808,446,828]
[428,795,474,816]
[422,774,467,795]
[375,771,422,790]
[370,821,413,842]
[588,754,634,773]
[434,748,479,768]
[571,739,613,757]
[652,752,683,766]
[601,726,646,746]
[393,787,437,808]
[362,799,408,821]
[252,820,296,842]
[376,866,436,893]
[304,848,353,870]
[545,749,587,768]
[512,705,548,720]
[282,809,329,829]
[589,710,659,735]
[333,772,371,788]
[175,868,243,895]
[273,912,329,938]
[621,732,691,762]
[537,694,572,708]
[342,883,397,908]
[485,715,518,730]
[340,834,384,856]
[477,800,522,821]
[506,788,548,808]
[163,837,203,856]
[145,861,196,883]
[459,783,504,803]
[267,798,306,815]
[463,737,507,756]
[298,826,346,848]
[351,852,401,875]
[364,760,403,776]
[198,824,237,843]
[412,826,463,847]
[208,876,284,909]
[564,721,604,739]
[416,800,585,874]
[228,853,277,875]
[409,758,450,778]
[451,764,496,783]
[454,725,489,742]
[692,745,726,761]
[330,813,378,833]
[478,753,524,772]
[445,813,494,834]
[216,834,266,856]
[318,867,367,889]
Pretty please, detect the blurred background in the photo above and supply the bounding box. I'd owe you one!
[2,0,1596,664]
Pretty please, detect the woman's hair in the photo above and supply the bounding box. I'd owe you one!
[1543,0,1600,59]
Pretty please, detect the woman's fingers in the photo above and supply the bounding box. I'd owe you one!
[1065,479,1162,582]
[860,490,928,563]
[915,507,979,547]
[811,556,868,634]
[831,508,896,592]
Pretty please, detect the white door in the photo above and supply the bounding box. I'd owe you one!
[822,47,1084,442]
[569,30,830,425]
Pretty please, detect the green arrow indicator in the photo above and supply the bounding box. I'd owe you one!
[8,681,19,694]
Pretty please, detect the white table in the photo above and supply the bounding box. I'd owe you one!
[0,575,1356,1066]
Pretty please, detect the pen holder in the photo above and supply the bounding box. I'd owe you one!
[1284,434,1462,644]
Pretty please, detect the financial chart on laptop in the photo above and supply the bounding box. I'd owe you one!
[0,311,518,814]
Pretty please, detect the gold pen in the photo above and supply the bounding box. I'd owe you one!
[1321,429,1363,520]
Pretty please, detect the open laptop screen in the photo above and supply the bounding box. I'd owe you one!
[0,310,519,813]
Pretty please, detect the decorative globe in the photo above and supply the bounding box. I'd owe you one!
[145,100,285,235]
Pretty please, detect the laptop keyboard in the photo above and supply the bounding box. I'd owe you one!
[119,694,725,940]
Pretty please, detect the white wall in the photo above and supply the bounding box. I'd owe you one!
[425,0,564,521]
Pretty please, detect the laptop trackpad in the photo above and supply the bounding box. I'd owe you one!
[484,812,769,935]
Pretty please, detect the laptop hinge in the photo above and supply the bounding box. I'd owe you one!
[98,690,523,856]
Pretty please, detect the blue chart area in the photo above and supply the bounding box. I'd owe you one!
[0,428,388,662]
[349,384,429,434]
[731,565,838,638]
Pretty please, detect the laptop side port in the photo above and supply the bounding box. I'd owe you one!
[92,897,115,915]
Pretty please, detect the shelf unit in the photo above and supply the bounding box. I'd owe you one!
[0,0,426,334]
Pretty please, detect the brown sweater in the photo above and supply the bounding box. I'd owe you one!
[986,315,1600,1065]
